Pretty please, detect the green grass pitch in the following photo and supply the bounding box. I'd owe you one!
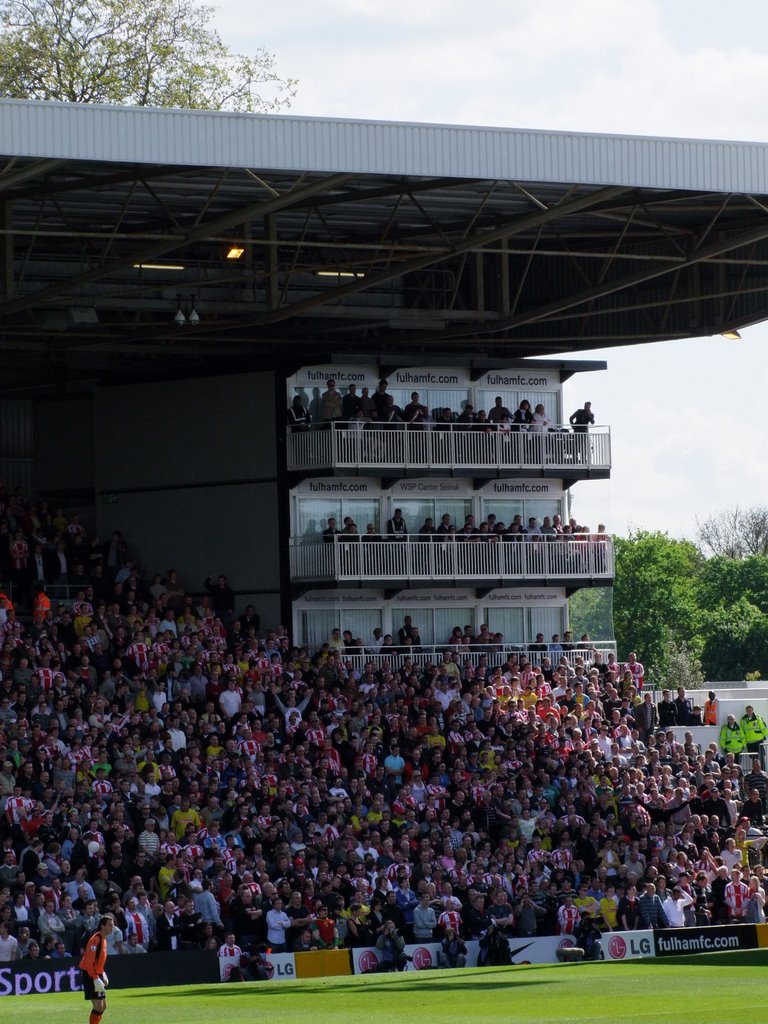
[4,951,767,1024]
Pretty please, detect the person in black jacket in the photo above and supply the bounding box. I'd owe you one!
[204,574,235,622]
[657,690,678,729]
[156,900,182,951]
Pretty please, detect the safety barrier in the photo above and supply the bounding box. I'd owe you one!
[5,925,762,995]
[0,948,219,997]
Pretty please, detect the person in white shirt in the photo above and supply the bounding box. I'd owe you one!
[367,628,385,653]
[266,898,292,952]
[662,886,694,927]
[217,934,243,979]
[530,404,551,431]
[218,678,243,719]
[0,922,18,962]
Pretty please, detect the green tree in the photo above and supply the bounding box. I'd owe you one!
[698,598,768,681]
[612,531,703,685]
[697,555,768,616]
[658,637,704,691]
[0,0,296,110]
[568,586,613,641]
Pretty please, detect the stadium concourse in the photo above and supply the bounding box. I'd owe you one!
[0,495,768,971]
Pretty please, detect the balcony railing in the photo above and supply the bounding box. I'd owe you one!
[307,644,618,672]
[287,422,611,474]
[290,536,614,582]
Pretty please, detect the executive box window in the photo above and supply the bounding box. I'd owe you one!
[390,606,476,647]
[294,497,381,540]
[476,389,561,423]
[483,606,566,646]
[297,609,383,651]
[479,498,563,526]
[393,498,472,533]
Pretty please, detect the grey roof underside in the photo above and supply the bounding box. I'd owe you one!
[2,100,768,395]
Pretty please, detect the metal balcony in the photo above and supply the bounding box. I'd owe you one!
[286,423,611,476]
[290,536,614,584]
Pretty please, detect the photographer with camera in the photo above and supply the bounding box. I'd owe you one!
[373,918,408,972]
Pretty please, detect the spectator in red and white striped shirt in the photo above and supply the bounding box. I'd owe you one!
[557,895,580,935]
[725,868,750,920]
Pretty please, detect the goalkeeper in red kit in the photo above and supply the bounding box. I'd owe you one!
[79,915,115,1024]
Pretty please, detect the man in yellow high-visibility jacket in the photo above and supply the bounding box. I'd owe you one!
[740,705,768,754]
[720,715,746,755]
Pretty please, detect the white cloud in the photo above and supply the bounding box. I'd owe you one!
[215,0,768,538]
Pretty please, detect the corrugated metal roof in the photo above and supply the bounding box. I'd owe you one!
[1,98,768,194]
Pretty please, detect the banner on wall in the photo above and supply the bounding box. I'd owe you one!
[351,936,578,974]
[0,950,219,997]
[480,479,563,498]
[288,365,557,392]
[218,951,297,982]
[296,590,385,605]
[475,368,559,390]
[388,589,476,605]
[484,588,566,604]
[653,924,758,957]
[289,367,379,388]
[294,478,375,496]
[390,479,472,496]
[602,930,654,961]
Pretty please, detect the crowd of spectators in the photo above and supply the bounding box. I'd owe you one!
[1,487,768,971]
[319,510,609,544]
[288,379,596,433]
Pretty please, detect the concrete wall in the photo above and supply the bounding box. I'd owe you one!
[91,372,282,626]
[34,397,95,496]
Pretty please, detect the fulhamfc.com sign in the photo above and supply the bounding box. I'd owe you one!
[654,924,758,957]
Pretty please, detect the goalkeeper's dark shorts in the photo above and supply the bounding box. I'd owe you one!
[81,972,103,1001]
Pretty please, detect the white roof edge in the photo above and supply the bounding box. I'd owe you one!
[1,98,768,193]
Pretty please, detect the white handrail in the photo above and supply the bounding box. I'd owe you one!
[325,644,618,671]
[290,536,614,581]
[287,422,611,472]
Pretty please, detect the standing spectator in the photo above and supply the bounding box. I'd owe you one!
[488,397,512,423]
[661,886,694,928]
[657,690,678,729]
[217,934,243,980]
[557,894,579,936]
[636,693,658,742]
[10,529,29,604]
[637,884,668,929]
[320,379,343,422]
[720,715,746,755]
[341,384,362,420]
[740,705,768,754]
[569,401,594,432]
[703,690,719,725]
[625,652,645,689]
[204,574,235,624]
[724,868,750,921]
[0,922,17,962]
[674,687,692,727]
[266,898,291,952]
[287,396,310,432]
[745,758,768,800]
[618,885,641,931]
[412,892,437,942]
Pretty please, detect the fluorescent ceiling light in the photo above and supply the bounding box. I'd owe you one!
[226,246,245,260]
[315,270,365,278]
[720,329,742,340]
[133,262,186,271]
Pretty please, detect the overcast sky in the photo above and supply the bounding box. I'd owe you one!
[217,0,768,540]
